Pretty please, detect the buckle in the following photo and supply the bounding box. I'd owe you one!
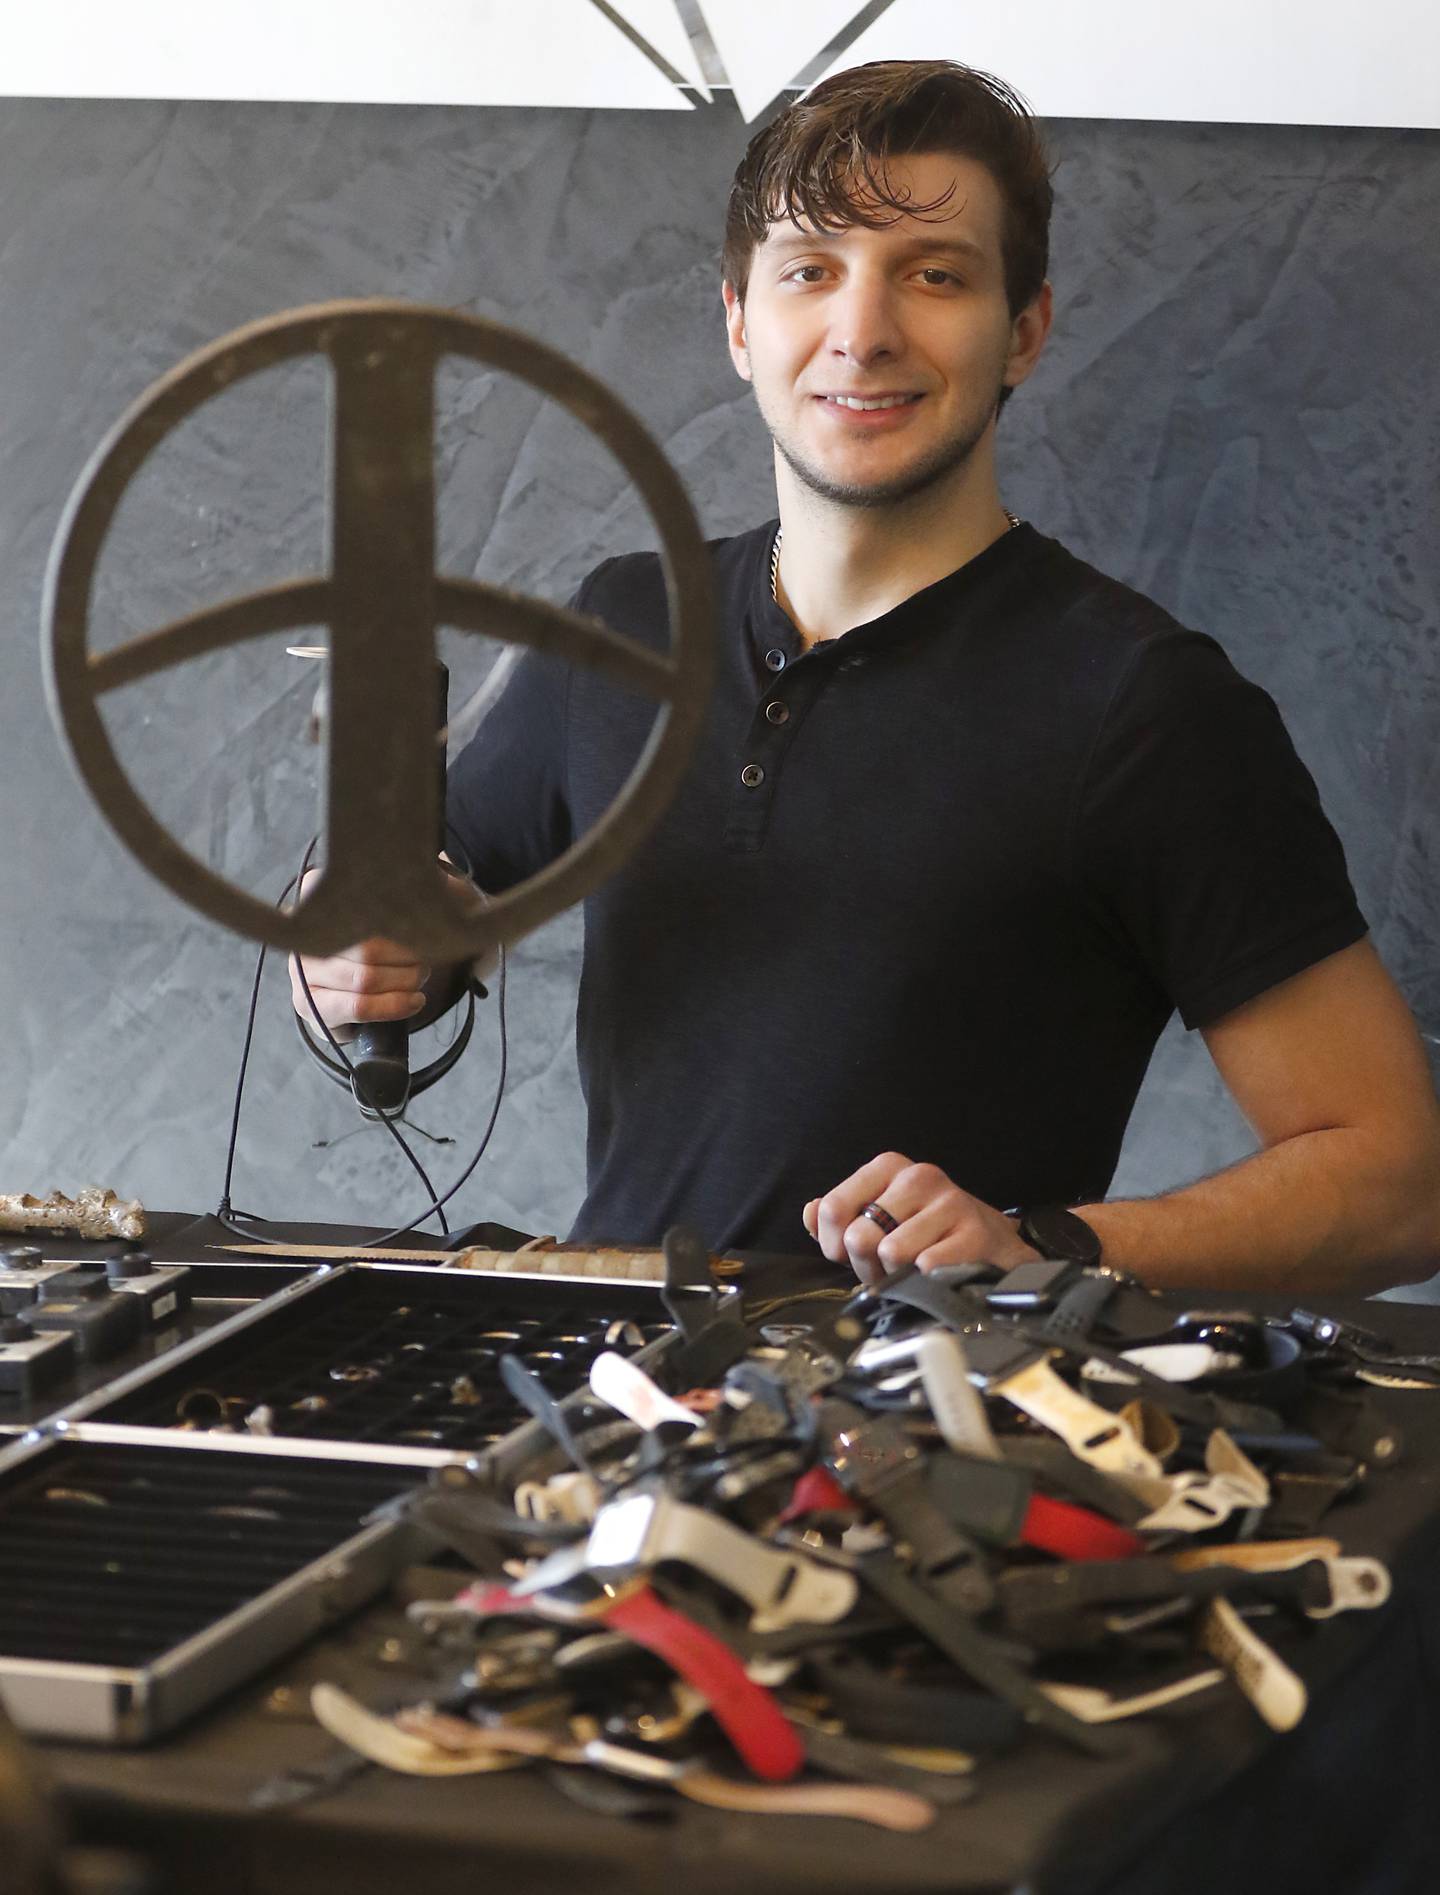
[826,1417,925,1499]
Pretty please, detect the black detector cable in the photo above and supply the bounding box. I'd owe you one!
[289,949,451,1236]
[217,839,447,1237]
[288,938,510,1244]
[355,938,508,1247]
[215,836,510,1246]
[346,828,513,1245]
[216,857,312,1236]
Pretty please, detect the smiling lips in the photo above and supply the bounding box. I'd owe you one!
[820,392,923,412]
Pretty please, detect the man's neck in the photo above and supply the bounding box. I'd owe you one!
[772,461,1015,646]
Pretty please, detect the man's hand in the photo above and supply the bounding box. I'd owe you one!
[803,1152,1042,1283]
[288,859,496,1036]
[287,867,430,1034]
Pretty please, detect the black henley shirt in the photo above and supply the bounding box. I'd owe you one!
[447,522,1366,1254]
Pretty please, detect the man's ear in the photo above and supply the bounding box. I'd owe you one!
[1002,280,1054,392]
[722,280,752,383]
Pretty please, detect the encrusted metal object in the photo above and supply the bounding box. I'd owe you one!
[445,1246,671,1283]
[44,299,715,961]
[0,1187,145,1243]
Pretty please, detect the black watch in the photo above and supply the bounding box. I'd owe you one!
[1015,1205,1103,1268]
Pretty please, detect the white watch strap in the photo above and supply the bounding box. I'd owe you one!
[993,1357,1163,1485]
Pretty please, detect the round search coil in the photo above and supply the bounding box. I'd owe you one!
[44,300,715,963]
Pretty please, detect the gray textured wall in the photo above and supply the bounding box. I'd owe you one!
[1,100,1436,1277]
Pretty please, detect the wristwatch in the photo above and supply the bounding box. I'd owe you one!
[1016,1205,1103,1267]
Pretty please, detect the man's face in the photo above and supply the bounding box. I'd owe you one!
[724,152,1049,509]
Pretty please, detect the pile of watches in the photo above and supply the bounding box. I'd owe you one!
[313,1235,1434,1828]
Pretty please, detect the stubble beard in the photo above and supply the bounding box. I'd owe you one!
[766,388,1004,511]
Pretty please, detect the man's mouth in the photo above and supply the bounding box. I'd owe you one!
[819,393,923,412]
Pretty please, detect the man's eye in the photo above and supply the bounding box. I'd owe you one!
[917,268,960,288]
[784,265,828,284]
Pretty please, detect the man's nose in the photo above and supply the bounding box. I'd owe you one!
[826,275,904,367]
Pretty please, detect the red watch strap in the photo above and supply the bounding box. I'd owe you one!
[456,1580,805,1782]
[779,1465,857,1524]
[1020,1492,1148,1562]
[459,1581,531,1617]
[604,1585,805,1781]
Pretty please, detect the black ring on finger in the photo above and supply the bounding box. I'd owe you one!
[860,1201,899,1237]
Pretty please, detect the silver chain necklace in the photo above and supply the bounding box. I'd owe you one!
[769,512,1022,604]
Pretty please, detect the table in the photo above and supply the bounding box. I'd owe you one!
[25,1223,1440,1894]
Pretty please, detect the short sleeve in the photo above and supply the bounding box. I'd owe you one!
[444,564,614,891]
[1074,631,1367,1029]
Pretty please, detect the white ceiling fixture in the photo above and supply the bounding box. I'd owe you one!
[689,0,886,119]
[603,0,712,98]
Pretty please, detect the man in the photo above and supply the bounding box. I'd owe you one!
[294,61,1440,1291]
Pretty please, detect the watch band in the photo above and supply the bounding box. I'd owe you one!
[779,1465,858,1524]
[1295,1382,1405,1466]
[795,1723,976,1806]
[810,1656,1026,1754]
[989,1357,1164,1487]
[1286,1305,1440,1379]
[584,1487,858,1633]
[462,1578,806,1782]
[869,1265,990,1332]
[1016,1206,1103,1266]
[589,1350,702,1433]
[998,1436,1153,1526]
[995,1549,1375,1652]
[1038,1270,1119,1341]
[1018,1492,1149,1562]
[924,1453,1032,1547]
[1041,1667,1226,1724]
[1172,1535,1340,1573]
[820,1401,994,1614]
[661,1225,750,1384]
[604,1584,806,1781]
[856,1548,1126,1759]
[1022,1312,1286,1437]
[1263,1460,1363,1537]
[916,1329,1002,1459]
[1200,1595,1307,1731]
[675,1770,934,1831]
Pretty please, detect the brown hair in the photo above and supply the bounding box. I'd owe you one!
[722,59,1054,319]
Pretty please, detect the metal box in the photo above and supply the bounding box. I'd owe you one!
[0,1429,425,1742]
[63,1262,677,1453]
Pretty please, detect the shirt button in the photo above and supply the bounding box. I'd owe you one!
[740,763,765,788]
[764,649,786,672]
[764,700,789,726]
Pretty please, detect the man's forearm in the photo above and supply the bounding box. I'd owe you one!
[1075,1127,1440,1294]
